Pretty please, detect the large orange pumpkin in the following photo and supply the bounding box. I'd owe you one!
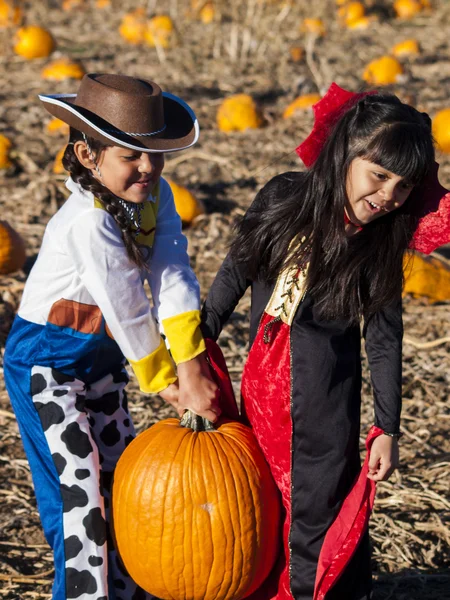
[112,411,281,600]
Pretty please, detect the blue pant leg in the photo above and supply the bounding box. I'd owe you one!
[4,359,111,599]
[4,359,66,600]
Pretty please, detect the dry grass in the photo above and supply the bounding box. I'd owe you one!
[0,0,449,598]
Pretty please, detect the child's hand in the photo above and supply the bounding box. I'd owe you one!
[176,352,221,423]
[367,434,400,482]
[158,381,181,414]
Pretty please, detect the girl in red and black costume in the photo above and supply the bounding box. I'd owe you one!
[201,85,450,600]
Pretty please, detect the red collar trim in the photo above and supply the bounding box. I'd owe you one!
[344,211,363,232]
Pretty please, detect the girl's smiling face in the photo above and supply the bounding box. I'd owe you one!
[96,146,165,203]
[75,142,165,204]
[345,157,414,226]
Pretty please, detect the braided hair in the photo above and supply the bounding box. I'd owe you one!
[62,128,147,269]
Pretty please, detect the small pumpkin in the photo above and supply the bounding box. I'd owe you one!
[14,25,55,59]
[301,18,326,36]
[0,134,12,169]
[62,0,86,9]
[432,108,450,154]
[0,221,26,275]
[166,178,204,224]
[119,8,147,45]
[362,55,404,85]
[282,93,321,119]
[145,15,175,48]
[289,46,304,62]
[393,0,423,18]
[391,39,420,56]
[0,0,22,27]
[41,58,85,81]
[337,1,365,26]
[404,253,450,302]
[53,146,67,174]
[46,118,70,136]
[199,2,215,23]
[112,411,281,600]
[347,15,375,29]
[217,94,264,132]
[96,0,111,7]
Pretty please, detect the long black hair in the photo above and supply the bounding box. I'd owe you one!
[231,93,435,323]
[63,128,146,269]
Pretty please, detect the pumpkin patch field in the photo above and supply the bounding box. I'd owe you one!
[0,1,450,598]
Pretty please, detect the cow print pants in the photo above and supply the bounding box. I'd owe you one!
[23,364,157,600]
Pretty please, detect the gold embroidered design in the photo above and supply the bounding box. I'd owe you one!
[265,265,308,327]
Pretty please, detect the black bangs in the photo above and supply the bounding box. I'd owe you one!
[359,122,434,185]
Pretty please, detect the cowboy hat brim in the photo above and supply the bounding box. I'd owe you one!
[39,91,199,153]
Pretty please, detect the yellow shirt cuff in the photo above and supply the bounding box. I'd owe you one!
[127,338,177,394]
[162,309,206,364]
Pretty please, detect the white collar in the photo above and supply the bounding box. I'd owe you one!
[65,176,93,199]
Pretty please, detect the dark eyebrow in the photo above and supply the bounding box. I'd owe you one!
[373,166,401,179]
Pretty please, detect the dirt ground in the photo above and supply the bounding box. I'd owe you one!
[0,0,449,598]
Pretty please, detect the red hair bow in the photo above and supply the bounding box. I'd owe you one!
[295,82,450,254]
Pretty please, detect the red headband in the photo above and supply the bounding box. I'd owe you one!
[295,82,450,254]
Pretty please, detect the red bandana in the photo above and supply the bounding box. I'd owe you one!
[295,83,450,254]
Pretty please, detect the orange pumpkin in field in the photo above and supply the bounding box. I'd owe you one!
[283,93,321,119]
[166,178,204,224]
[14,25,55,59]
[53,146,67,174]
[119,8,147,45]
[432,108,450,154]
[301,18,326,36]
[0,221,26,275]
[41,58,85,80]
[404,252,450,302]
[0,134,12,169]
[46,118,70,136]
[393,0,423,18]
[112,411,281,600]
[145,15,175,48]
[391,39,420,57]
[217,94,264,132]
[362,56,404,85]
[0,0,22,27]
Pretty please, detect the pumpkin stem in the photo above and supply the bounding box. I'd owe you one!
[180,410,216,432]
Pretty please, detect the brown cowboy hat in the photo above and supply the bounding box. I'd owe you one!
[39,73,199,153]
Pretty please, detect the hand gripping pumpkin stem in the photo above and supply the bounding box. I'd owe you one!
[180,409,216,432]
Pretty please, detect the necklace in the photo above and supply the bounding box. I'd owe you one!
[118,199,145,237]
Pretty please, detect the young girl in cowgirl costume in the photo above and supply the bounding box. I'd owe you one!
[4,73,219,600]
[201,84,450,600]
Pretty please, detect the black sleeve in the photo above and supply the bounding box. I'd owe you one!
[201,171,304,341]
[200,251,251,341]
[363,298,403,433]
[200,180,272,341]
